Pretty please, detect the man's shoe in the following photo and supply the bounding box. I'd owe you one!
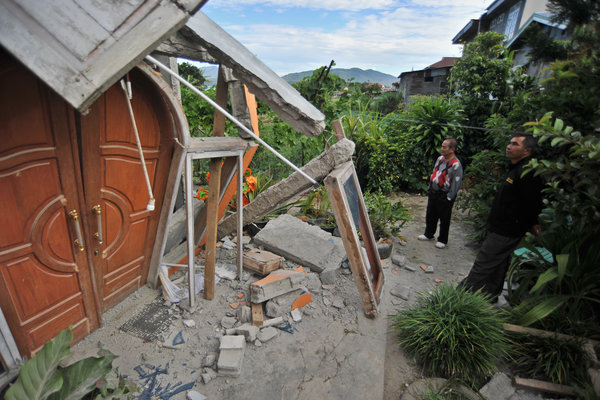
[435,242,446,249]
[417,234,433,241]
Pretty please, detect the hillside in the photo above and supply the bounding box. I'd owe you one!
[283,68,398,86]
[198,65,398,87]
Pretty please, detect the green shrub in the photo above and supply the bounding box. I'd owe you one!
[507,333,590,386]
[364,191,411,239]
[405,96,465,163]
[391,284,507,385]
[4,328,137,400]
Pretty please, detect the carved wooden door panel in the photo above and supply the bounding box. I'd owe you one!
[79,69,173,311]
[0,53,101,357]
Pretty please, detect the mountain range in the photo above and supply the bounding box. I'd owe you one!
[199,65,398,87]
[282,68,398,87]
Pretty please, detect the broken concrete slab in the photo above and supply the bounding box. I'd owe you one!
[217,138,355,239]
[217,335,246,377]
[225,323,259,342]
[264,288,311,318]
[257,326,278,343]
[252,214,346,273]
[391,253,407,267]
[390,285,410,301]
[249,268,306,303]
[480,372,515,400]
[170,12,326,137]
[320,269,337,285]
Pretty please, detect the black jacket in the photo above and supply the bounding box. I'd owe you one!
[487,156,543,237]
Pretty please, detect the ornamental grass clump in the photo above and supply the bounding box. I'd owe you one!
[391,283,507,384]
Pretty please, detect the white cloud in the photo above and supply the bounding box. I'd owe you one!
[207,0,396,11]
[203,1,491,76]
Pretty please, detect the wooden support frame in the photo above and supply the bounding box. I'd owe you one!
[324,161,384,317]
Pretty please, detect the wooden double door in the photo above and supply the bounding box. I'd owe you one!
[0,52,175,357]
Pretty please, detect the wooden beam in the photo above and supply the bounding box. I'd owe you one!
[204,158,222,300]
[331,119,346,141]
[514,377,576,397]
[213,65,228,137]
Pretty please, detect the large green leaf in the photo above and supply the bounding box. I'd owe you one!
[555,253,569,282]
[530,268,558,293]
[517,296,567,326]
[49,349,118,400]
[5,328,72,400]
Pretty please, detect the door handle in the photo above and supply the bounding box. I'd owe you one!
[92,204,103,244]
[68,209,85,252]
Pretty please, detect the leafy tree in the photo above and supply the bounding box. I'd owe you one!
[178,62,207,88]
[405,96,465,163]
[451,32,516,158]
[293,61,346,115]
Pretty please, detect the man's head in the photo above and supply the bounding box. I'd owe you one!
[441,138,457,158]
[506,133,536,164]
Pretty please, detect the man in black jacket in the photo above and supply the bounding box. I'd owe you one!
[461,133,543,302]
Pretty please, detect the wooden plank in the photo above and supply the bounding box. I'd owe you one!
[514,377,577,397]
[203,158,222,300]
[213,65,227,137]
[332,119,346,141]
[243,249,284,275]
[251,303,264,327]
[187,136,248,153]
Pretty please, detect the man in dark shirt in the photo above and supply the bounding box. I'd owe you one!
[461,133,543,302]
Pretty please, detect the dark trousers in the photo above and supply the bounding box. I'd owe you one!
[460,232,522,301]
[424,191,454,244]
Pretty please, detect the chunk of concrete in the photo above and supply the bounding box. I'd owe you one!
[237,305,252,323]
[320,269,337,285]
[391,253,407,267]
[480,372,515,400]
[265,288,311,318]
[390,285,410,301]
[187,390,207,400]
[252,214,346,273]
[250,268,306,303]
[217,335,246,377]
[257,326,278,342]
[226,323,259,342]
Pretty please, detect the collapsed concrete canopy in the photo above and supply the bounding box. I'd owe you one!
[155,11,326,137]
[0,0,208,113]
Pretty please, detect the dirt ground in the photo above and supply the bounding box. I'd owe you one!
[67,192,480,399]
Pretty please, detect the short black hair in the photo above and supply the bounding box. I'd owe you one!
[516,133,537,152]
[445,138,457,150]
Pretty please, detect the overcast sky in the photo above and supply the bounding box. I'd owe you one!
[200,0,492,77]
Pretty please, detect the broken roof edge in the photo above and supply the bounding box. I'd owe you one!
[158,11,325,137]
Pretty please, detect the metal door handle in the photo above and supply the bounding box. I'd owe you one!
[92,205,103,244]
[68,210,85,252]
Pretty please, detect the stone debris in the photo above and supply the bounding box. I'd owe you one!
[480,372,515,400]
[257,326,278,342]
[187,390,207,400]
[265,288,311,318]
[237,305,252,323]
[403,264,417,272]
[391,253,407,267]
[217,335,246,377]
[390,285,410,301]
[320,268,337,285]
[252,214,346,273]
[291,308,302,322]
[221,316,237,329]
[183,319,196,328]
[250,268,306,303]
